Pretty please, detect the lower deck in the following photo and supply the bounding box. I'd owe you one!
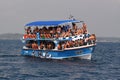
[21,44,95,60]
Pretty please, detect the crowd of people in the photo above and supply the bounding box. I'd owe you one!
[23,23,88,39]
[25,41,55,50]
[57,34,96,50]
[24,23,96,50]
[25,33,96,50]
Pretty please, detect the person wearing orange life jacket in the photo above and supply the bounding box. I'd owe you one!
[32,42,38,50]
[57,43,62,50]
[89,34,96,44]
[23,34,28,39]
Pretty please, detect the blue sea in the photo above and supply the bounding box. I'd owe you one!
[0,40,120,80]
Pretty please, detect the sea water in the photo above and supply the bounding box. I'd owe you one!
[0,40,120,80]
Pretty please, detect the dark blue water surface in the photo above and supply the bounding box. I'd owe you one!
[0,40,120,80]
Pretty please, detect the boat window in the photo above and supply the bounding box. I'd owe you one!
[25,40,55,50]
[39,40,55,50]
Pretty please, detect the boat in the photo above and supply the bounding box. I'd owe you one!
[21,19,96,60]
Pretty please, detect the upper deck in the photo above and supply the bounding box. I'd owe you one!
[23,19,87,40]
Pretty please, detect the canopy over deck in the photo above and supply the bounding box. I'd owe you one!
[25,20,83,27]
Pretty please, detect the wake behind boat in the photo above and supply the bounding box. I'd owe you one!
[21,19,96,60]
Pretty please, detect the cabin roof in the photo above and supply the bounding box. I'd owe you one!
[25,20,83,27]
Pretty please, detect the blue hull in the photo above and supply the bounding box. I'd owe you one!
[21,45,95,59]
